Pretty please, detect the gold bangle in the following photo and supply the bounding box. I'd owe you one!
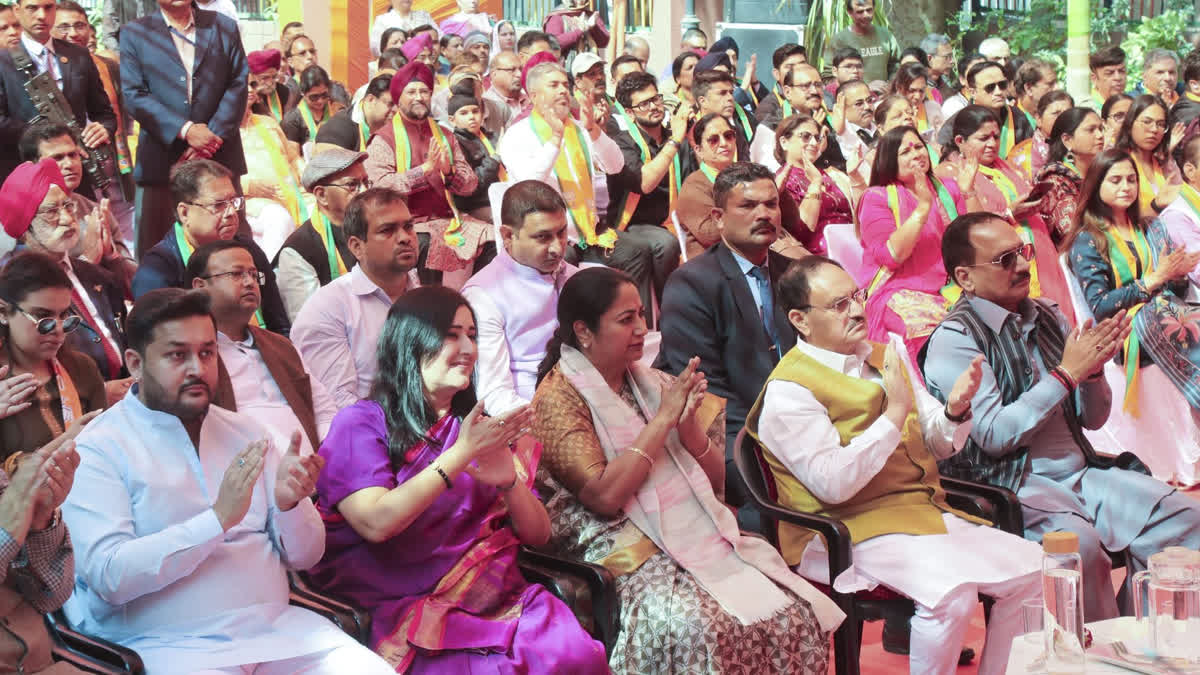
[628,447,654,469]
[694,441,712,460]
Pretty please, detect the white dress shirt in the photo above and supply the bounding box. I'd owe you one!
[274,246,321,323]
[62,389,348,672]
[289,263,418,409]
[216,330,338,456]
[757,335,1042,610]
[497,116,624,244]
[160,9,196,105]
[21,33,61,87]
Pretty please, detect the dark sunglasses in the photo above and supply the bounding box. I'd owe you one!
[982,80,1009,94]
[704,130,737,146]
[968,242,1035,271]
[14,305,81,335]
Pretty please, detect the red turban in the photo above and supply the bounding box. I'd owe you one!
[247,49,282,74]
[390,61,435,100]
[521,51,558,92]
[401,32,432,62]
[0,159,65,239]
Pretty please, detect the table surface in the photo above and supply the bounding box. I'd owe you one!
[1006,616,1157,674]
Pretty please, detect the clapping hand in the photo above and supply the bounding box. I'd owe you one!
[0,365,37,420]
[1148,244,1200,288]
[1059,311,1133,381]
[456,401,532,462]
[946,355,984,419]
[1170,121,1187,153]
[881,345,914,425]
[214,440,267,531]
[274,431,324,512]
[30,430,83,530]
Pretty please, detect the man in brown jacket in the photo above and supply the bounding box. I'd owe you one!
[188,240,336,456]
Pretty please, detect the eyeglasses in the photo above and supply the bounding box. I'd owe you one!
[982,80,1009,94]
[325,179,371,193]
[1137,117,1168,131]
[802,288,868,314]
[202,268,266,285]
[792,80,823,90]
[704,130,737,146]
[188,197,244,215]
[306,91,331,104]
[35,200,78,221]
[630,94,664,111]
[54,21,89,33]
[13,305,81,335]
[795,130,826,145]
[967,242,1035,271]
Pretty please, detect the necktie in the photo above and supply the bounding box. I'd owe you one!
[61,261,123,378]
[748,265,782,359]
[857,128,875,146]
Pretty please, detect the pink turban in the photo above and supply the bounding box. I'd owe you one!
[401,32,433,63]
[0,158,65,239]
[389,61,436,100]
[521,51,558,92]
[247,49,282,74]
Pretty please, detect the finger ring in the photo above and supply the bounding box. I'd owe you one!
[238,458,246,466]
[1095,344,1103,352]
[498,420,506,427]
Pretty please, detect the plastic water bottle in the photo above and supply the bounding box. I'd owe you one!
[1043,531,1086,672]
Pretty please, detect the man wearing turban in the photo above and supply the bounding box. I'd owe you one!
[248,49,298,122]
[363,61,491,288]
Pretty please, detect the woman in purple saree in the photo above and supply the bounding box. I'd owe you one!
[309,286,609,674]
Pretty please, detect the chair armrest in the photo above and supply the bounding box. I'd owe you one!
[740,489,854,598]
[46,612,145,674]
[517,547,620,655]
[940,476,1024,534]
[942,487,992,522]
[289,572,372,645]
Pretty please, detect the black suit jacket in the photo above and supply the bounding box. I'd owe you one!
[654,242,797,452]
[0,38,118,180]
[65,257,128,379]
[120,9,248,184]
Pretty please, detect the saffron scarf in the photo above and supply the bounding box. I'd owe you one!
[1103,225,1154,415]
[392,114,467,247]
[297,99,328,140]
[867,177,958,301]
[611,106,681,233]
[475,130,507,181]
[556,345,845,630]
[250,117,309,227]
[374,416,543,671]
[51,358,81,427]
[313,212,349,280]
[529,112,615,249]
[175,222,265,327]
[265,89,284,121]
[1131,154,1168,214]
[773,85,793,118]
[90,54,131,175]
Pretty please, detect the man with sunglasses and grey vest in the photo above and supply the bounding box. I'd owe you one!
[936,61,1032,157]
[922,212,1200,623]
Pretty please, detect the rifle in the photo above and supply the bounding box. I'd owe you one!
[9,46,111,192]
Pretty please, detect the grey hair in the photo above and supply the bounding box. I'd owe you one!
[1143,48,1179,70]
[527,61,567,92]
[978,37,1010,58]
[624,36,649,54]
[919,34,949,55]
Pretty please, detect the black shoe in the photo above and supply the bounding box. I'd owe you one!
[880,616,976,665]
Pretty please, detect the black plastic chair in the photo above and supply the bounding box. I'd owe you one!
[517,546,620,656]
[733,429,1021,675]
[289,571,373,645]
[47,612,145,674]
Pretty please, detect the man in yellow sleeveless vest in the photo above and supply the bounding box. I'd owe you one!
[744,255,1043,675]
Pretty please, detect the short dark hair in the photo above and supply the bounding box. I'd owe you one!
[615,70,657,108]
[772,43,806,70]
[965,60,1004,88]
[55,0,87,15]
[408,23,435,36]
[832,47,863,68]
[693,69,736,101]
[957,52,984,83]
[777,255,844,314]
[0,250,70,309]
[1090,45,1126,71]
[1036,89,1073,117]
[942,211,1007,281]
[186,239,253,283]
[18,121,74,163]
[672,51,700,80]
[1185,50,1200,85]
[1181,133,1200,170]
[125,288,214,356]
[299,64,332,93]
[517,29,551,54]
[501,179,566,231]
[888,62,930,99]
[378,48,407,72]
[610,54,643,80]
[365,74,393,99]
[713,162,774,209]
[836,78,867,98]
[1015,59,1055,98]
[169,159,233,207]
[844,0,873,11]
[343,187,406,241]
[439,34,461,49]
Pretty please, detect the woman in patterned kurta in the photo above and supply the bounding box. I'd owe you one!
[1035,107,1105,248]
[531,268,842,675]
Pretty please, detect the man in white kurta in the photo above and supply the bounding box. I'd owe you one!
[61,288,393,674]
[461,180,578,415]
[748,257,1043,675]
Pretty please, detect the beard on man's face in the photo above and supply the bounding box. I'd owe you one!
[140,369,212,422]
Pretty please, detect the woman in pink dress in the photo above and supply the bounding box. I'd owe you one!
[936,105,1075,324]
[857,126,978,366]
[773,114,859,255]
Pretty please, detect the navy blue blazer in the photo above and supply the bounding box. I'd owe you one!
[119,8,248,184]
[0,38,118,180]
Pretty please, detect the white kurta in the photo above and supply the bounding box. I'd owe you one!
[62,390,349,673]
[757,335,1042,610]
